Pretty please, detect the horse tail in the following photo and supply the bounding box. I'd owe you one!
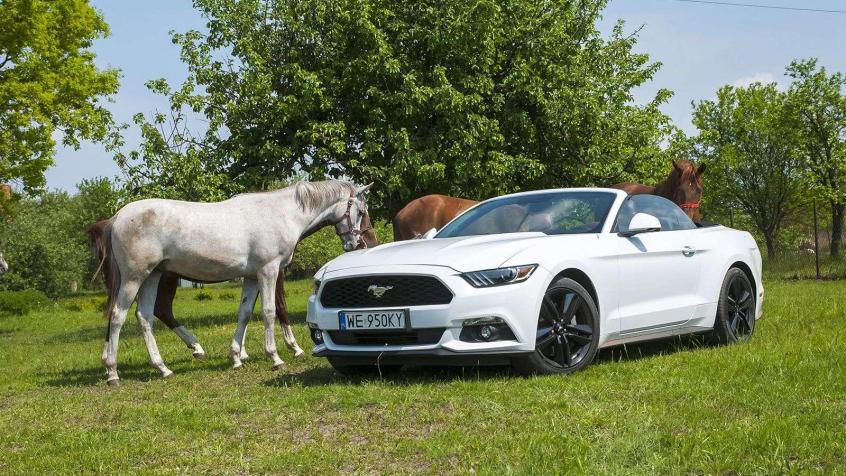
[391,214,403,241]
[86,220,120,322]
[86,220,109,288]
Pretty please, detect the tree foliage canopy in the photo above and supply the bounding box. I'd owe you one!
[693,82,803,257]
[786,58,846,257]
[123,0,674,214]
[0,0,120,193]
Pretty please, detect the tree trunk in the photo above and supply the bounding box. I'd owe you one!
[764,233,777,259]
[831,202,845,259]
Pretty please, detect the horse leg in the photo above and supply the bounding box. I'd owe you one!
[135,271,173,378]
[239,326,250,361]
[231,278,258,369]
[275,270,304,358]
[258,263,285,370]
[102,275,145,386]
[155,272,206,360]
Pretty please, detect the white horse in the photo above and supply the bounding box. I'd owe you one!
[100,180,372,386]
[0,252,7,275]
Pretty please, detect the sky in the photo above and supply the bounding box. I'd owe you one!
[45,0,846,192]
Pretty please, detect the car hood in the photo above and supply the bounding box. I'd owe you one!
[323,232,549,273]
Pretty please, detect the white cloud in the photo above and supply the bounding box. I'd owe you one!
[732,72,778,89]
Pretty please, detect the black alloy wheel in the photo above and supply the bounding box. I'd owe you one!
[512,277,599,375]
[714,268,756,343]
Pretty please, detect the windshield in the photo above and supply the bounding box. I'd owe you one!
[436,191,617,238]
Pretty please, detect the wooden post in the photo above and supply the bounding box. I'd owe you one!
[813,198,821,280]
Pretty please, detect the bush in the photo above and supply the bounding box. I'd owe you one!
[0,289,51,316]
[219,292,236,301]
[287,220,394,278]
[194,292,213,301]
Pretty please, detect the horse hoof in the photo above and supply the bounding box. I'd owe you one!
[106,378,120,387]
[293,348,305,358]
[232,362,243,370]
[161,369,174,378]
[272,362,286,371]
[193,351,207,361]
[239,352,250,361]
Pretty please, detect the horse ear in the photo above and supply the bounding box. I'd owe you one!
[672,160,682,172]
[697,163,706,175]
[356,183,374,195]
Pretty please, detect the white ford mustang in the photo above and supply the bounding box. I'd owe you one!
[307,188,763,376]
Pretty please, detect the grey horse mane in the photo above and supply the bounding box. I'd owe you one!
[293,180,356,213]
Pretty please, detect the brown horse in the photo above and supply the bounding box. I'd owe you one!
[612,160,706,223]
[86,212,378,360]
[392,194,478,240]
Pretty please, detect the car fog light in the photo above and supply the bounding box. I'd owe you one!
[479,325,493,341]
[308,323,324,345]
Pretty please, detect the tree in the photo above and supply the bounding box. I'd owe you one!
[124,0,673,216]
[786,59,846,258]
[693,83,804,257]
[116,109,231,202]
[0,0,120,193]
[0,178,120,296]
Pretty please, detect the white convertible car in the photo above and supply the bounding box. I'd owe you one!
[307,188,763,375]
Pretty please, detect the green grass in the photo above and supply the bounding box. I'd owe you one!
[0,280,844,474]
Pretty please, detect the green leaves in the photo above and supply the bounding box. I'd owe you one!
[0,0,120,193]
[124,0,672,215]
[693,82,804,257]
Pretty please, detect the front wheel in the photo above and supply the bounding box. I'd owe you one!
[512,278,600,376]
[713,268,756,344]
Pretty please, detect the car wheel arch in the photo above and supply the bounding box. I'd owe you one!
[550,268,600,316]
[727,260,757,299]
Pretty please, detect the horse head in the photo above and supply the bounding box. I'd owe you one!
[329,183,375,251]
[670,160,706,223]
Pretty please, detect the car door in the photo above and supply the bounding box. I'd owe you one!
[614,195,706,334]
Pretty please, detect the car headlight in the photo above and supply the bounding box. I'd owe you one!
[461,264,537,287]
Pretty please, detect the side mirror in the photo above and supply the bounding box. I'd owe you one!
[419,228,438,240]
[618,213,661,237]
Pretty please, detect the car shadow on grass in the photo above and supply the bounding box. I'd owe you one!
[265,335,716,387]
[263,363,516,387]
[593,333,714,365]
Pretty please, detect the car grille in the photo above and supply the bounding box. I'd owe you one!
[319,275,453,308]
[328,328,446,346]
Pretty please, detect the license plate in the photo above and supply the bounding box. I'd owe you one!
[339,310,407,330]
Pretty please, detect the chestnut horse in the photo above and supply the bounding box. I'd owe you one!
[612,160,706,222]
[86,209,378,363]
[392,194,478,240]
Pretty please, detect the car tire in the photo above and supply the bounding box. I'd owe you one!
[327,358,402,377]
[512,277,600,376]
[713,267,756,344]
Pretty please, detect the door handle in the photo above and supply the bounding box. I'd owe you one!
[682,246,696,257]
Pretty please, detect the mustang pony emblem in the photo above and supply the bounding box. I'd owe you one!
[367,284,394,298]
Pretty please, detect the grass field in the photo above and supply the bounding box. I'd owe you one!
[1,279,844,474]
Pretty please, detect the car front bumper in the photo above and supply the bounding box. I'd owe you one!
[307,264,551,363]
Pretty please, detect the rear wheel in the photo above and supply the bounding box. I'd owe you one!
[512,278,600,376]
[327,358,402,377]
[713,268,756,343]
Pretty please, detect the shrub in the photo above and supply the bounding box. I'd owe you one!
[63,302,84,312]
[0,289,51,316]
[287,220,394,278]
[194,292,213,301]
[219,292,236,301]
